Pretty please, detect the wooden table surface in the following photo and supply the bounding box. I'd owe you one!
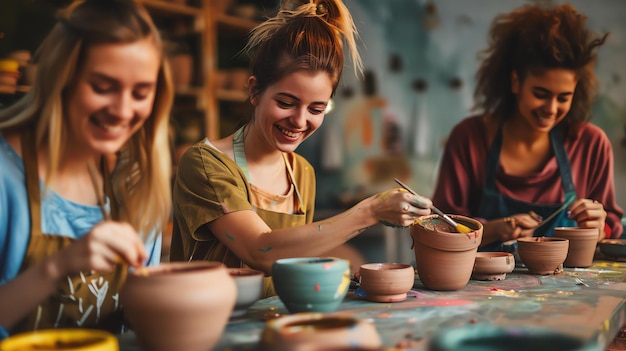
[119,259,626,351]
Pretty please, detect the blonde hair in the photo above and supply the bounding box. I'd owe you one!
[244,0,362,99]
[0,0,173,237]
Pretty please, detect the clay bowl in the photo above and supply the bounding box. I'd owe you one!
[228,267,264,318]
[272,257,350,313]
[428,324,599,351]
[516,237,569,275]
[553,227,598,267]
[0,328,119,351]
[258,313,382,351]
[358,263,415,302]
[410,214,483,291]
[598,239,626,260]
[471,252,515,281]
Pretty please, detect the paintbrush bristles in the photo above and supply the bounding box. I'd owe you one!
[87,159,110,221]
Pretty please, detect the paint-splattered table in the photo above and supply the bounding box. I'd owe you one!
[118,259,626,350]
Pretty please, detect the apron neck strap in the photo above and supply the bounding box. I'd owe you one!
[21,128,42,236]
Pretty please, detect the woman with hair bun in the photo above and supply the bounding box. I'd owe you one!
[171,0,433,297]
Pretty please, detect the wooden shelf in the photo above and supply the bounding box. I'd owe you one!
[216,14,259,34]
[141,0,202,17]
[216,89,248,103]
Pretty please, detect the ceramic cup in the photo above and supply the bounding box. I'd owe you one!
[228,267,264,318]
[553,227,598,268]
[359,263,415,302]
[272,257,350,313]
[516,237,569,275]
[471,252,515,281]
[259,312,382,351]
[410,214,483,291]
[0,328,119,351]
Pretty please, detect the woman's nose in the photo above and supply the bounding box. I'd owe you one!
[289,108,308,128]
[543,98,558,115]
[109,93,135,119]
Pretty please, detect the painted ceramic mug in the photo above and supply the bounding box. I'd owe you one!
[272,257,350,313]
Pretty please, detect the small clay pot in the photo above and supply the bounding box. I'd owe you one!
[272,257,350,313]
[410,214,483,291]
[228,267,264,318]
[471,252,515,281]
[553,227,598,268]
[259,313,382,351]
[359,263,415,302]
[516,237,569,275]
[0,328,118,351]
[120,261,236,351]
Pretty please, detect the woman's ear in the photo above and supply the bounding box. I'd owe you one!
[511,70,520,94]
[248,76,259,106]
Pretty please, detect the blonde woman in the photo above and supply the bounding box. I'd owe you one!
[0,0,172,336]
[171,0,432,297]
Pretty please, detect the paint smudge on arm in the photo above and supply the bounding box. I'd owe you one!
[258,246,272,253]
[224,232,236,242]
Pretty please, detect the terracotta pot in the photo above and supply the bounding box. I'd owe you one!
[517,237,569,275]
[228,267,264,318]
[471,252,515,281]
[168,54,193,89]
[272,257,350,313]
[120,261,236,351]
[259,313,382,351]
[0,328,118,351]
[410,214,483,291]
[553,227,598,268]
[359,263,415,302]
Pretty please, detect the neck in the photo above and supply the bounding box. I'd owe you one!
[241,125,284,167]
[504,116,549,148]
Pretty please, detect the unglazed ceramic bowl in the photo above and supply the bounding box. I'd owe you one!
[516,237,569,275]
[0,329,119,351]
[553,227,598,267]
[471,252,515,281]
[359,263,415,302]
[258,313,382,351]
[411,214,483,291]
[598,239,626,260]
[228,267,264,317]
[272,257,350,313]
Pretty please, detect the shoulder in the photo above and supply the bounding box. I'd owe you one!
[292,153,314,174]
[570,123,612,151]
[445,115,490,149]
[178,140,240,176]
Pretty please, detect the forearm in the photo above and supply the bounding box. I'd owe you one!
[0,254,64,329]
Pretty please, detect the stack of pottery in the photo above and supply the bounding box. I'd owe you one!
[0,329,118,351]
[516,237,569,275]
[272,257,350,313]
[259,313,382,351]
[553,227,598,268]
[410,214,483,291]
[120,261,236,351]
[358,263,415,302]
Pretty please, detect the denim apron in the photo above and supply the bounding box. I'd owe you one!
[477,124,577,251]
[12,130,126,333]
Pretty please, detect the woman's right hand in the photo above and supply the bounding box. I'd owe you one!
[485,212,542,244]
[55,221,147,276]
[371,188,433,228]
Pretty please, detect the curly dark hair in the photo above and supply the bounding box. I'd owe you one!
[474,3,608,138]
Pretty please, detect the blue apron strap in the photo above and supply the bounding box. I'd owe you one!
[483,122,503,194]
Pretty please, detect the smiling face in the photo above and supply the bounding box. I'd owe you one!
[248,69,333,154]
[511,68,578,133]
[64,37,160,156]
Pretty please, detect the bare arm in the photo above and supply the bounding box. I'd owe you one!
[208,188,432,274]
[0,221,146,329]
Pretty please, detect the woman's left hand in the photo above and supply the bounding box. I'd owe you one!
[568,198,607,242]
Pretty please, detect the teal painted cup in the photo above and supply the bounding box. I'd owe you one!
[272,257,350,313]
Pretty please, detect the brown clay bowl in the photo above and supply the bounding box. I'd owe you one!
[471,252,515,281]
[258,313,382,351]
[516,237,569,275]
[358,263,415,302]
[553,227,598,267]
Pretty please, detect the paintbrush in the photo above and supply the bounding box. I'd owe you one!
[393,178,473,234]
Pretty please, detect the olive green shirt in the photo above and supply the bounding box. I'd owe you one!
[170,139,316,297]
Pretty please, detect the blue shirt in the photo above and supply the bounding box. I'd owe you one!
[0,133,161,286]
